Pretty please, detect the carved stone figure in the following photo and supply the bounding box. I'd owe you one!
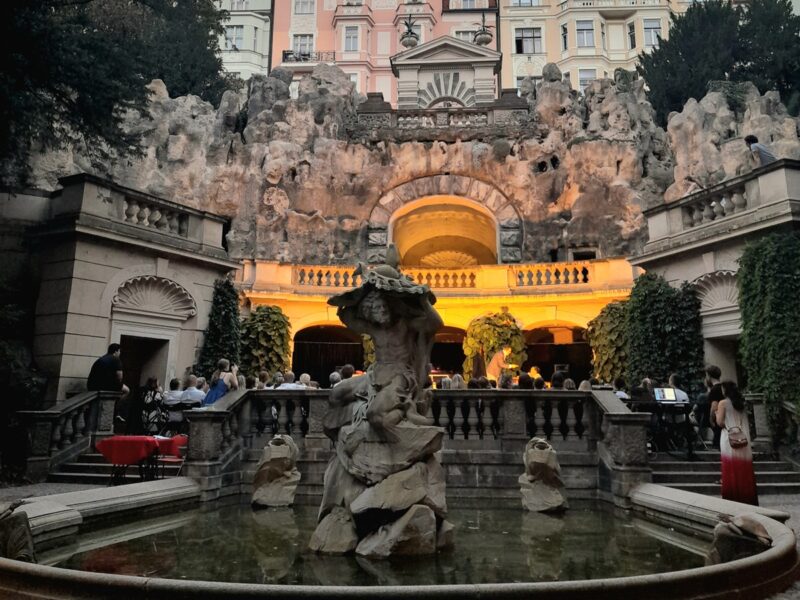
[0,501,36,563]
[310,245,453,557]
[251,434,301,507]
[519,437,568,512]
[706,514,772,565]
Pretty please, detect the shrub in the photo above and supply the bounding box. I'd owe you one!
[462,311,527,380]
[196,278,240,379]
[587,301,628,384]
[240,305,291,377]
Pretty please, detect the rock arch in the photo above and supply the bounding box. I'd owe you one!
[366,175,522,264]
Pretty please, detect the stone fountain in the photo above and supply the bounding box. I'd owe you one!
[309,245,452,558]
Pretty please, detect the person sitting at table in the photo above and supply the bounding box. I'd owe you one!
[140,377,166,435]
[668,373,690,402]
[196,376,208,394]
[245,374,257,390]
[163,378,182,404]
[533,377,546,390]
[203,359,239,406]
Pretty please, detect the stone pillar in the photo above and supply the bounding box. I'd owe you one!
[304,393,331,451]
[183,409,228,501]
[599,412,652,507]
[501,395,528,454]
[94,392,119,443]
[19,413,58,483]
[747,393,773,452]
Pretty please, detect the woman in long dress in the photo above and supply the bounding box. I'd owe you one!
[716,381,758,505]
[203,358,239,406]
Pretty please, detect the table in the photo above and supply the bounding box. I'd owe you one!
[95,435,187,485]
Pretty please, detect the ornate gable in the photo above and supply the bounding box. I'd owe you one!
[391,36,501,74]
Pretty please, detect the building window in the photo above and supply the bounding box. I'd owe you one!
[511,0,539,5]
[644,19,661,47]
[225,25,243,50]
[462,0,477,7]
[628,22,636,49]
[579,68,596,92]
[293,34,314,55]
[231,0,249,9]
[345,26,359,51]
[455,30,477,42]
[561,24,568,50]
[600,22,606,50]
[348,73,359,92]
[294,0,313,14]
[514,28,542,54]
[253,26,258,51]
[576,20,594,47]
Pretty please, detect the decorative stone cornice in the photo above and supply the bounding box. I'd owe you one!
[112,275,197,321]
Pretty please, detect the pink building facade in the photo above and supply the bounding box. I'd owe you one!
[271,0,500,106]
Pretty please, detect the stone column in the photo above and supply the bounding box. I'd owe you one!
[599,412,652,507]
[501,394,528,454]
[18,413,58,483]
[747,393,773,452]
[94,392,119,443]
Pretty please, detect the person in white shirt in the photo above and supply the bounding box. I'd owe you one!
[179,374,206,405]
[613,376,629,401]
[276,371,305,390]
[668,373,690,402]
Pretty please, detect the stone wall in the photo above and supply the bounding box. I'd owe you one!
[25,66,800,266]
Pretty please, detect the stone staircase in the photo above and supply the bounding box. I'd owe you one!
[651,450,800,496]
[47,452,183,485]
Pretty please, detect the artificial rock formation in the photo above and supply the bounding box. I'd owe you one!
[706,514,772,565]
[309,247,453,558]
[0,502,35,563]
[519,437,568,513]
[251,434,301,507]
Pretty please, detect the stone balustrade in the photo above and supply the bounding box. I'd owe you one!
[18,390,119,481]
[52,173,229,253]
[641,160,800,250]
[274,258,633,295]
[558,0,665,9]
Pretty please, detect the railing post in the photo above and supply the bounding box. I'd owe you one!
[21,413,58,482]
[600,412,652,506]
[95,391,119,442]
[500,392,528,453]
[747,393,772,452]
[305,391,331,450]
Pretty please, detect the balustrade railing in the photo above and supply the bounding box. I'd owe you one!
[294,266,362,289]
[281,50,336,63]
[403,267,477,289]
[18,391,119,481]
[680,185,748,229]
[121,197,190,237]
[512,261,592,287]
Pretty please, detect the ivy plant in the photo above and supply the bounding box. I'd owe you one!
[587,301,629,384]
[197,277,240,379]
[739,233,800,437]
[462,311,527,380]
[240,305,292,377]
[625,273,704,393]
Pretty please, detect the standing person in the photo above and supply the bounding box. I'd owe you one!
[716,381,758,506]
[87,343,130,430]
[203,359,238,406]
[744,135,776,166]
[140,377,166,435]
[486,346,515,383]
[472,345,487,380]
[706,365,724,449]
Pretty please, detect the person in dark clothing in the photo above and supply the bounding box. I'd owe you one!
[87,343,129,432]
[706,365,724,449]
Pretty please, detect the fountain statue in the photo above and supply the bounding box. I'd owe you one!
[309,245,452,558]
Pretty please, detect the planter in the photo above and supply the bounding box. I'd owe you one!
[473,30,493,46]
[400,33,419,48]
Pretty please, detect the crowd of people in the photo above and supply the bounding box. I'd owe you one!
[89,343,757,506]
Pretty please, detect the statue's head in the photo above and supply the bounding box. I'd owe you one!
[359,289,392,325]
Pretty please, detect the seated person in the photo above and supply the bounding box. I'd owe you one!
[162,378,183,406]
[180,375,206,405]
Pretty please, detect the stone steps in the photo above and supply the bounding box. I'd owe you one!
[671,482,800,495]
[653,471,800,484]
[48,452,183,486]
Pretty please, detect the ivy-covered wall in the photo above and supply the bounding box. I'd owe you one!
[739,232,800,436]
[462,311,527,380]
[240,305,291,377]
[586,301,628,384]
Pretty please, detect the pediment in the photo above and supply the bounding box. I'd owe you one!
[391,36,501,69]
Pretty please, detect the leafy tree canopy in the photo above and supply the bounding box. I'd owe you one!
[462,311,527,381]
[638,0,800,124]
[0,0,236,187]
[586,301,628,385]
[240,306,292,377]
[197,278,241,379]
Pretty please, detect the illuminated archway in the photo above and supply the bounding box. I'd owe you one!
[390,196,498,267]
[523,324,591,383]
[291,325,363,387]
[366,175,523,264]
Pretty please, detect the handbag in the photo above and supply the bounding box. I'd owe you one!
[727,411,749,449]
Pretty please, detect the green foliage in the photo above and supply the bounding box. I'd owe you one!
[0,0,236,187]
[638,0,800,124]
[625,273,704,392]
[738,233,800,437]
[362,335,375,369]
[240,306,291,377]
[637,0,741,125]
[197,278,241,379]
[462,312,527,380]
[587,301,629,384]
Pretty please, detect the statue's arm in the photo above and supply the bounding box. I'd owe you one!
[338,306,370,334]
[410,300,443,334]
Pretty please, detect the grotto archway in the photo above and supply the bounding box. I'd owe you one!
[366,175,523,264]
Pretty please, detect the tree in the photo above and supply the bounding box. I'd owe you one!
[239,306,291,377]
[625,273,704,392]
[738,233,800,437]
[587,301,628,385]
[197,278,241,379]
[462,311,527,381]
[736,0,800,115]
[637,0,741,125]
[0,0,236,187]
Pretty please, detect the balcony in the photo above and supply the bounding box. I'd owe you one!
[634,159,800,263]
[241,258,635,297]
[557,0,666,12]
[281,50,336,64]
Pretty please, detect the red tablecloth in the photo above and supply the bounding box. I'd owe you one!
[96,435,187,465]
